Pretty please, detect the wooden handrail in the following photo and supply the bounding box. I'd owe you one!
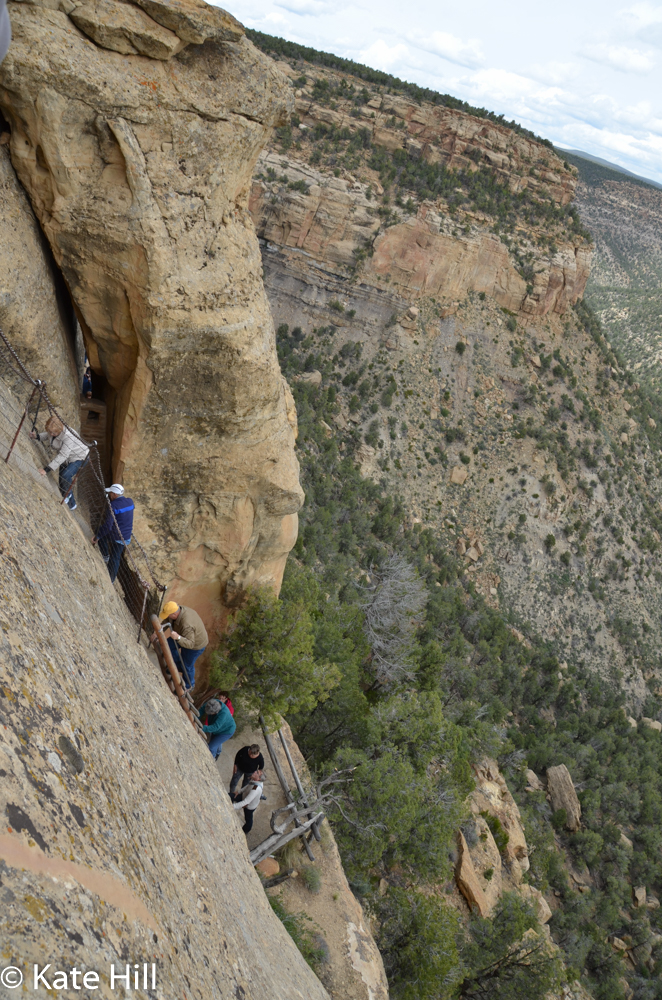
[150,614,206,740]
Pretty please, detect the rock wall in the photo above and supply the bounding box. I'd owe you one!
[251,151,591,319]
[0,436,327,999]
[0,144,79,426]
[248,61,591,323]
[0,0,303,640]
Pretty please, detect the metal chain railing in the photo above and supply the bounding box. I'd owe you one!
[0,328,166,640]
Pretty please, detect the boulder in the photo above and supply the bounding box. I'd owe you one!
[519,883,552,924]
[633,886,647,908]
[546,764,581,831]
[296,370,322,386]
[530,354,542,368]
[466,546,480,562]
[256,857,279,878]
[627,716,638,728]
[642,718,662,732]
[70,0,185,58]
[451,465,468,485]
[455,831,491,917]
[132,0,244,44]
[525,768,544,792]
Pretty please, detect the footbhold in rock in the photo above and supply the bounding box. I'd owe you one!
[0,0,302,640]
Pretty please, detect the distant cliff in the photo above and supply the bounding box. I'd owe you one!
[249,60,591,325]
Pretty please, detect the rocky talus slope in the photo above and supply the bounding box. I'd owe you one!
[0,0,302,643]
[250,54,662,708]
[0,437,327,998]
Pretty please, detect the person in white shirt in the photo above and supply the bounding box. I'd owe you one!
[232,769,264,834]
[31,415,89,510]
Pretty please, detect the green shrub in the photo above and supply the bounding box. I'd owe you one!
[378,889,461,1000]
[300,865,322,894]
[455,341,466,355]
[458,894,563,998]
[551,808,567,831]
[209,586,340,727]
[481,811,510,854]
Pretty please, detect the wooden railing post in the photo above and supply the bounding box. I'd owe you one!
[260,715,315,861]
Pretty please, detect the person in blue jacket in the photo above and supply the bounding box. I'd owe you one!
[91,484,134,583]
[199,698,236,759]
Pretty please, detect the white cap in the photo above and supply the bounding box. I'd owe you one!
[105,484,125,496]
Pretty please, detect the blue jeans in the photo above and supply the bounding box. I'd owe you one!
[59,460,83,508]
[98,536,125,583]
[208,731,233,759]
[167,638,205,690]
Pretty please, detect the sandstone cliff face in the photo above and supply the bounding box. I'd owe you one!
[249,63,590,321]
[0,442,327,999]
[0,0,303,638]
[0,144,79,426]
[251,151,590,319]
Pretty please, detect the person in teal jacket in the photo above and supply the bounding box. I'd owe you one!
[200,699,236,759]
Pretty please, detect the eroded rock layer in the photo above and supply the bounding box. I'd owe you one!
[249,62,591,320]
[0,0,303,637]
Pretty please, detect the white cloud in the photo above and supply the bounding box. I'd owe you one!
[358,39,411,71]
[408,30,484,68]
[275,0,338,15]
[582,43,656,72]
[619,2,662,44]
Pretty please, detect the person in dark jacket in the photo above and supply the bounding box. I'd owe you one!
[229,744,265,797]
[91,484,134,583]
[82,362,93,399]
[199,699,236,759]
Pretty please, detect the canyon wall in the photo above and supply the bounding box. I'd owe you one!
[0,441,328,1000]
[0,0,303,642]
[249,64,591,325]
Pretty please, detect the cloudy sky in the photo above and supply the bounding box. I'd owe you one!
[223,0,662,184]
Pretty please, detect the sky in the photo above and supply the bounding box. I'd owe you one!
[221,0,662,185]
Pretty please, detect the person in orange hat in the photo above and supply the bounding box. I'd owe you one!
[156,601,208,691]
